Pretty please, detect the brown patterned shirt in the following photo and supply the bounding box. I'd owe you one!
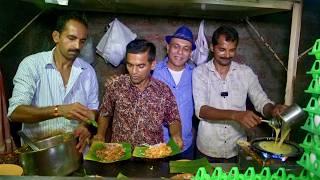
[99,74,181,146]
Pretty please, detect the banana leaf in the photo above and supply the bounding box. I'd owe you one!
[132,138,180,158]
[84,142,132,163]
[169,158,213,174]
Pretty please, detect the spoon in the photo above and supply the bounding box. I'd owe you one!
[18,131,40,151]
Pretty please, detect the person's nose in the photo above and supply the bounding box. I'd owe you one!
[177,47,183,55]
[132,66,138,74]
[73,40,81,50]
[225,51,231,58]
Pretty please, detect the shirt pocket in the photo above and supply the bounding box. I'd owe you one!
[230,85,247,109]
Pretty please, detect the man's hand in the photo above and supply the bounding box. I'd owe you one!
[232,110,262,129]
[92,134,105,142]
[73,124,91,153]
[271,104,288,118]
[58,103,95,122]
[172,136,183,150]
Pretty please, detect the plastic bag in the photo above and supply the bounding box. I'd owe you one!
[191,20,209,66]
[96,18,137,67]
[79,37,95,64]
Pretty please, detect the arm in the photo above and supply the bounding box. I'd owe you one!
[263,103,287,119]
[199,105,261,129]
[169,121,183,150]
[10,103,96,123]
[92,116,111,142]
[193,65,261,128]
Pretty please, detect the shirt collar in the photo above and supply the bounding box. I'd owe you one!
[45,47,88,70]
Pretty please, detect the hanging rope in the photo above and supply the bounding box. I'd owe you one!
[0,10,45,54]
[245,17,287,71]
[298,46,313,62]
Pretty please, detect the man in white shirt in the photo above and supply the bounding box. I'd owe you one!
[192,25,286,162]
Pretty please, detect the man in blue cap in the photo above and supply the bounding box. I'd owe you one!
[152,25,196,159]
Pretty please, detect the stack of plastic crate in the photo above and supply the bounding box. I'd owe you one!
[297,39,320,179]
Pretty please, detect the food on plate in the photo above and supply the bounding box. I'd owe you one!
[144,143,172,158]
[170,173,193,180]
[95,143,125,162]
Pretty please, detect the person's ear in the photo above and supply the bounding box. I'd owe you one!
[52,31,60,44]
[166,44,170,54]
[210,44,214,52]
[151,60,156,70]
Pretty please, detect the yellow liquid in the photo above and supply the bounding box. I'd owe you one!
[269,124,280,143]
[258,141,294,155]
[266,122,292,154]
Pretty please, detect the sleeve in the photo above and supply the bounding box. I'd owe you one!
[99,80,115,118]
[8,57,38,118]
[86,67,99,110]
[246,68,274,116]
[164,86,181,125]
[192,65,208,120]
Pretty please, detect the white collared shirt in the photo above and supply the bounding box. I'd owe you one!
[8,48,99,140]
[192,60,273,158]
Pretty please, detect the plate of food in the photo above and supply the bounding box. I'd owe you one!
[132,138,180,159]
[84,142,132,163]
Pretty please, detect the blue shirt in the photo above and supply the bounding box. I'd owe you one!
[8,49,99,139]
[152,57,194,151]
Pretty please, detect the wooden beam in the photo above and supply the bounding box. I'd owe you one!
[285,1,303,105]
[168,0,295,10]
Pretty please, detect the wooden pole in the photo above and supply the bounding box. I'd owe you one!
[285,1,303,105]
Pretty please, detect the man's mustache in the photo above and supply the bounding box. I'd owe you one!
[69,49,80,53]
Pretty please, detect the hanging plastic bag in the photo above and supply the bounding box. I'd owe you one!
[191,20,209,66]
[79,37,95,64]
[96,18,137,67]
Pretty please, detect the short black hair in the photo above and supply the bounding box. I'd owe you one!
[55,12,88,33]
[212,25,239,46]
[126,39,156,62]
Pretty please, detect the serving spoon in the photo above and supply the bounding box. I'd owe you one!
[18,131,40,151]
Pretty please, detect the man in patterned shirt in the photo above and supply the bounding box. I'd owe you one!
[94,39,183,149]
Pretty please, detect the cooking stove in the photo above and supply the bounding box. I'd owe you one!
[237,141,303,175]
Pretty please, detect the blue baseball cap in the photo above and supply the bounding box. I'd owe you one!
[165,25,196,50]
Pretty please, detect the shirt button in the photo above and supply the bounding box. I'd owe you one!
[224,126,227,128]
[224,141,227,143]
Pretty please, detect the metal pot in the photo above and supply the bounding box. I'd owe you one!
[17,133,82,176]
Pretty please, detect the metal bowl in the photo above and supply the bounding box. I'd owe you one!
[17,133,82,176]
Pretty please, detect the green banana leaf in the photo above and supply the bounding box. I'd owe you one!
[169,158,213,174]
[86,119,98,127]
[84,142,132,163]
[132,138,180,158]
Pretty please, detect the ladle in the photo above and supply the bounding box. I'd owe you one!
[18,131,40,151]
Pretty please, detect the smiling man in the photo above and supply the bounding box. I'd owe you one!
[94,39,183,149]
[152,26,195,159]
[192,25,286,162]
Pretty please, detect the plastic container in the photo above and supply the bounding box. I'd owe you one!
[304,97,320,114]
[308,39,320,60]
[306,59,320,75]
[301,113,320,135]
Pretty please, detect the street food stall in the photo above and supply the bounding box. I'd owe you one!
[1,0,319,179]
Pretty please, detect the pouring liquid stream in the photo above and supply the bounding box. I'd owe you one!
[260,119,293,154]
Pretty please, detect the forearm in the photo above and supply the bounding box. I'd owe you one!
[10,105,58,123]
[95,116,110,139]
[169,121,182,139]
[199,105,240,121]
